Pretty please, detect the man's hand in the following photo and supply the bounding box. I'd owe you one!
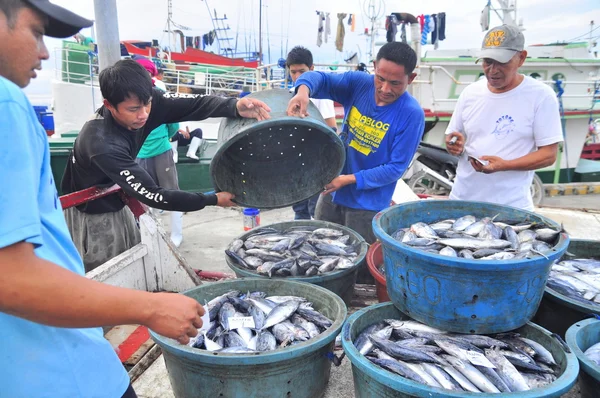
[445,132,465,156]
[216,192,236,207]
[180,126,190,140]
[286,86,310,118]
[144,293,205,345]
[323,175,356,195]
[470,155,508,174]
[236,98,271,121]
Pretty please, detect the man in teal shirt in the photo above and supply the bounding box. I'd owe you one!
[0,2,207,397]
[135,58,186,246]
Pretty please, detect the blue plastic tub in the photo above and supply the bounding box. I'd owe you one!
[566,318,600,398]
[533,239,600,337]
[226,220,368,305]
[150,278,347,398]
[342,302,579,397]
[372,200,570,334]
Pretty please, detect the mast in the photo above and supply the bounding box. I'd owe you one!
[167,0,173,51]
[258,0,263,64]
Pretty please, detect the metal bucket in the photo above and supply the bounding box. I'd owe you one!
[150,278,347,398]
[372,200,570,334]
[210,88,345,209]
[342,302,579,397]
[566,318,600,398]
[225,220,368,305]
[533,239,600,337]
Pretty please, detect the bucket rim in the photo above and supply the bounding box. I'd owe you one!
[366,241,386,286]
[149,278,347,366]
[372,200,570,271]
[210,116,345,209]
[544,238,600,314]
[225,220,369,283]
[566,317,600,383]
[342,302,580,397]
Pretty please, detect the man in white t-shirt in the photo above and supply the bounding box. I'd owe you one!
[287,46,338,219]
[445,24,563,211]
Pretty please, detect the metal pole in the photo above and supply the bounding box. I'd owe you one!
[93,0,121,71]
[590,20,595,53]
[258,0,263,65]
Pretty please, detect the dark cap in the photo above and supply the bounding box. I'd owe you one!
[476,24,525,64]
[24,0,94,38]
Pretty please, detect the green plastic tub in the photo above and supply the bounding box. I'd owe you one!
[150,278,347,398]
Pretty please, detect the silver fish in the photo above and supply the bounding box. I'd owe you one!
[442,355,500,393]
[367,357,428,385]
[584,341,600,366]
[452,215,477,231]
[272,323,295,347]
[312,228,344,238]
[484,348,530,392]
[439,246,458,257]
[437,238,512,250]
[291,314,320,339]
[256,330,277,351]
[410,222,439,239]
[261,300,301,330]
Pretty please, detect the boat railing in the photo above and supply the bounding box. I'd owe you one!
[413,64,600,111]
[54,47,99,85]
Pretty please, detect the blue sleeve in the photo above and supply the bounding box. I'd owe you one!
[0,100,42,249]
[354,107,424,190]
[295,71,357,105]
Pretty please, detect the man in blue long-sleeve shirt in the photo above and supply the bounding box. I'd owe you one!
[287,42,424,282]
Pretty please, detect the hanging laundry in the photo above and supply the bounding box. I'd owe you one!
[325,12,331,44]
[417,14,425,33]
[351,14,356,32]
[480,2,490,31]
[421,15,431,45]
[335,13,348,52]
[316,11,324,47]
[385,14,399,43]
[202,33,209,49]
[400,22,407,44]
[438,12,446,40]
[431,15,440,49]
[185,36,193,48]
[194,36,201,49]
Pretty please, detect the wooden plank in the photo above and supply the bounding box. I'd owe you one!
[125,339,155,366]
[128,345,163,385]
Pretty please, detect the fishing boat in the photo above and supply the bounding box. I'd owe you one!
[45,0,600,194]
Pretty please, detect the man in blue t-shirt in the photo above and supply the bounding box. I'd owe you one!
[287,42,424,282]
[0,2,207,397]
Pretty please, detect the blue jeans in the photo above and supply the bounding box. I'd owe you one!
[292,193,320,220]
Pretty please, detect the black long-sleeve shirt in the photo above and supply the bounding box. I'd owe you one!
[61,90,238,214]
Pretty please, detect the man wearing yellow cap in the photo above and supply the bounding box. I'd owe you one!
[445,24,563,210]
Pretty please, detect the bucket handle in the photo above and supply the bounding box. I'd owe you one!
[587,313,600,321]
[550,333,571,353]
[326,351,345,366]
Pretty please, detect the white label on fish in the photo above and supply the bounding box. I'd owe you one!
[463,349,496,368]
[198,311,211,332]
[228,316,256,330]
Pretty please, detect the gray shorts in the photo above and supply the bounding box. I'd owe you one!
[314,193,378,284]
[64,206,141,273]
[136,150,179,190]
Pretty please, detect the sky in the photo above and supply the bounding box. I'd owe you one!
[24,0,600,101]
